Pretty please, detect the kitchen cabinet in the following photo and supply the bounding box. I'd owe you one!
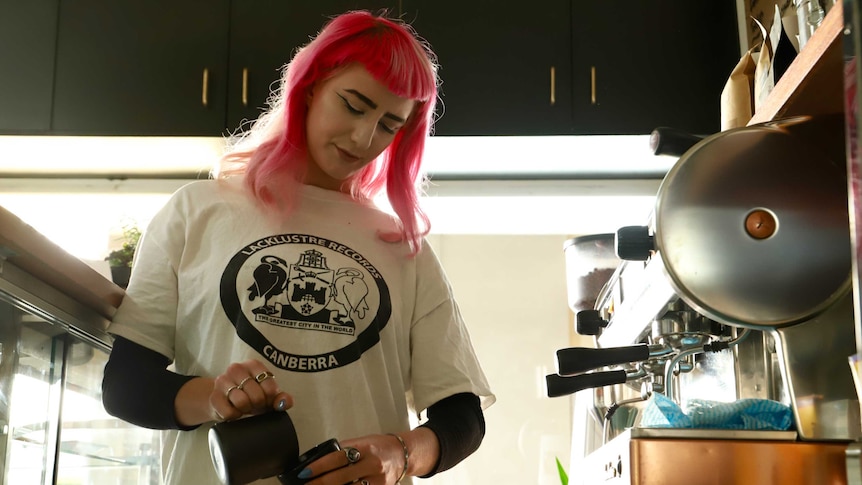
[403,0,573,136]
[0,0,59,133]
[227,1,399,133]
[8,1,740,136]
[571,0,740,135]
[403,1,739,136]
[51,1,398,136]
[52,0,231,136]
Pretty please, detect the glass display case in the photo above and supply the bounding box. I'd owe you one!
[0,260,162,485]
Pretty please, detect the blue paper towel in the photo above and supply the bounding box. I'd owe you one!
[640,392,793,430]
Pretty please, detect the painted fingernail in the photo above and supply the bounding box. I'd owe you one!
[277,399,286,411]
[297,468,312,479]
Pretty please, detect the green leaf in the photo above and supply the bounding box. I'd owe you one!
[556,457,568,485]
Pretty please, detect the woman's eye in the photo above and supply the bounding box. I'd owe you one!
[378,123,396,135]
[338,95,363,114]
[345,102,362,114]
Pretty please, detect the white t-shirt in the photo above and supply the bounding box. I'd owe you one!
[108,179,495,485]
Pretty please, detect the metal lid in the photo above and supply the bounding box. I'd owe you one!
[655,119,850,327]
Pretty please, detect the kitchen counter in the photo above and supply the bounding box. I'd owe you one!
[0,203,123,345]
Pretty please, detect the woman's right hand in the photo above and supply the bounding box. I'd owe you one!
[210,360,293,421]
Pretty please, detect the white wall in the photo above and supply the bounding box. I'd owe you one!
[420,234,574,485]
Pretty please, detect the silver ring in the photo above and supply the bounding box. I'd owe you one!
[361,480,369,485]
[255,371,274,383]
[344,447,361,464]
[225,385,240,399]
[237,376,254,390]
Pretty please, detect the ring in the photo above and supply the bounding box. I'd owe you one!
[344,447,361,464]
[237,376,254,390]
[361,480,369,485]
[255,371,274,383]
[225,385,240,399]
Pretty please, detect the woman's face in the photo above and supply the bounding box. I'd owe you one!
[304,64,416,192]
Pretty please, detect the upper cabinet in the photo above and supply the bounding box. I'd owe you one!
[403,0,739,136]
[0,0,59,133]
[49,1,397,136]
[226,1,398,133]
[52,0,231,136]
[1,1,740,136]
[571,0,740,135]
[403,0,573,136]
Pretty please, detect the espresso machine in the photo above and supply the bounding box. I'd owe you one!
[547,115,860,484]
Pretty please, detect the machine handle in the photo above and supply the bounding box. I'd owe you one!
[649,126,705,157]
[556,345,650,376]
[615,225,654,261]
[576,309,608,336]
[545,370,627,398]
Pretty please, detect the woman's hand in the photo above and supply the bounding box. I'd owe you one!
[210,360,293,422]
[298,434,408,485]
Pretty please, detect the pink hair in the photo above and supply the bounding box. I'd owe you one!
[219,11,438,255]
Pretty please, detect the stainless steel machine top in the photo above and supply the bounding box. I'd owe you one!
[655,117,850,327]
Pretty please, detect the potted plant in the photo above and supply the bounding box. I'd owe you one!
[105,224,141,289]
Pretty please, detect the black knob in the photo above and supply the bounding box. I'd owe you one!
[545,370,628,398]
[556,344,651,376]
[615,226,654,261]
[649,127,705,157]
[576,309,607,336]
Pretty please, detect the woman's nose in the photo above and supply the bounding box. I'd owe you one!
[350,120,375,149]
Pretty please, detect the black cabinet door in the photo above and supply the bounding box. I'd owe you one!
[226,1,400,134]
[0,1,59,133]
[572,0,739,135]
[52,0,230,136]
[402,0,573,136]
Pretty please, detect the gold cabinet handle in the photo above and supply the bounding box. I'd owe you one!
[242,68,249,107]
[202,68,209,107]
[590,66,596,105]
[549,66,556,106]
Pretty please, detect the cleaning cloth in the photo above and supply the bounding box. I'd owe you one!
[640,392,793,430]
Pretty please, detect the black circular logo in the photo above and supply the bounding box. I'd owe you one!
[220,234,391,372]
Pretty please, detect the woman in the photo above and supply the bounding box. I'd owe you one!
[102,10,495,485]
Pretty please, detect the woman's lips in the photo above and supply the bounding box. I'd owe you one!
[336,147,360,161]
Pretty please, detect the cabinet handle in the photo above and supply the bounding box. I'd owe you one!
[202,68,209,107]
[549,66,556,106]
[242,68,249,107]
[590,66,596,105]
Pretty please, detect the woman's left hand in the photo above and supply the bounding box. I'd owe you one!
[300,434,406,485]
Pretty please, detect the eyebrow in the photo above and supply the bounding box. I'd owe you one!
[345,89,407,124]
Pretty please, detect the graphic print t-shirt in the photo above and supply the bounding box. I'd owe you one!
[107,179,494,485]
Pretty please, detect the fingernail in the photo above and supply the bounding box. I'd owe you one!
[277,399,286,411]
[297,468,312,479]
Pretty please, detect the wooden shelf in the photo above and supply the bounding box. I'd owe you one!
[749,2,845,124]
